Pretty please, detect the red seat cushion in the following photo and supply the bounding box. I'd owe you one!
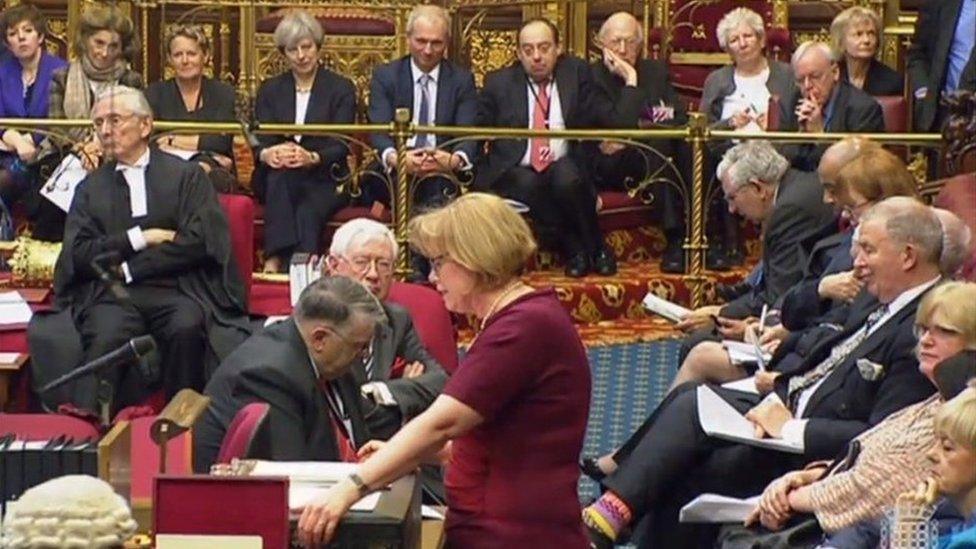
[876,95,908,133]
[0,413,101,440]
[216,402,270,464]
[598,191,655,233]
[387,281,458,373]
[218,194,255,296]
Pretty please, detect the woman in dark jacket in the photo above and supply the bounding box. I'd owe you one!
[830,6,903,97]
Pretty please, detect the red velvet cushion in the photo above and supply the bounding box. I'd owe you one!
[218,194,255,296]
[216,402,270,464]
[387,281,458,373]
[598,191,655,233]
[129,416,192,503]
[667,0,777,52]
[256,7,395,36]
[933,172,976,281]
[0,413,101,440]
[875,95,908,133]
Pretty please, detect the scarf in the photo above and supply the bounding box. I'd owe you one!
[63,56,129,120]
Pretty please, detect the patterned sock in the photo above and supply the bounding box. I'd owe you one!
[582,491,633,541]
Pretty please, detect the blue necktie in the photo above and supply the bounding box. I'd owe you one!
[416,73,432,148]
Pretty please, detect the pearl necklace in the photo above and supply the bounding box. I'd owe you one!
[478,280,528,332]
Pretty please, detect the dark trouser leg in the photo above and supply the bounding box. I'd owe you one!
[294,177,345,255]
[76,296,146,412]
[262,169,301,258]
[130,286,208,399]
[603,383,761,518]
[548,157,602,255]
[492,166,570,253]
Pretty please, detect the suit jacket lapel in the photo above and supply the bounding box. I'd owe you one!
[369,319,395,381]
[434,61,452,141]
[512,66,530,128]
[555,58,577,124]
[396,57,414,111]
[282,73,297,124]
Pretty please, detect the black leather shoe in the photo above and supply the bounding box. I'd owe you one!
[565,253,590,278]
[661,244,684,273]
[579,457,607,482]
[584,519,616,549]
[592,248,617,276]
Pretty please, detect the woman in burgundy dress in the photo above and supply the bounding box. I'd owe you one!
[297,192,592,548]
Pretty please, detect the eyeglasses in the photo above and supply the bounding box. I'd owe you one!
[429,254,451,274]
[92,113,138,130]
[329,327,372,359]
[340,255,393,275]
[914,323,963,340]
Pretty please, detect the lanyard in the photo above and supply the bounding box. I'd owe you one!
[526,75,552,129]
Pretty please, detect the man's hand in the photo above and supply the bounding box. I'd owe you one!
[795,98,824,133]
[716,316,757,341]
[76,139,103,172]
[675,305,722,332]
[428,149,463,173]
[818,271,863,303]
[14,140,37,163]
[598,140,627,156]
[143,228,176,247]
[754,371,781,395]
[403,361,425,379]
[745,395,794,438]
[602,48,637,86]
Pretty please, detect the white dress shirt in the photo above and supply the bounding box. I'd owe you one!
[519,78,567,167]
[294,90,311,143]
[779,276,942,448]
[116,147,151,283]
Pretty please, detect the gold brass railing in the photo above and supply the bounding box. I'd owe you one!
[0,113,944,306]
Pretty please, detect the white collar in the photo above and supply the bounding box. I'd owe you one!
[115,147,150,170]
[410,58,440,84]
[884,276,942,317]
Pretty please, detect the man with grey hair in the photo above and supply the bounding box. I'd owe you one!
[365,4,477,210]
[585,11,691,272]
[195,276,386,473]
[779,41,884,171]
[37,85,250,414]
[932,207,973,277]
[583,196,940,548]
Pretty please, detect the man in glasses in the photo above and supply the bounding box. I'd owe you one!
[194,276,386,472]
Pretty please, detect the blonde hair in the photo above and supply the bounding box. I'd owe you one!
[935,380,976,449]
[408,193,537,289]
[916,282,976,350]
[829,6,882,59]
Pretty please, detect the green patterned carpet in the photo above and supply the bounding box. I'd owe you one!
[579,339,681,502]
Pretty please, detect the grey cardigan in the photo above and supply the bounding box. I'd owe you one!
[700,60,795,128]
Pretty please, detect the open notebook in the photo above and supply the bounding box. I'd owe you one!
[696,386,803,454]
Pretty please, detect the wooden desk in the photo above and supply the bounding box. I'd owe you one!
[0,353,27,411]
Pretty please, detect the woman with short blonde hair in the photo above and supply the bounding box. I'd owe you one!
[834,146,919,225]
[296,193,593,547]
[829,6,902,95]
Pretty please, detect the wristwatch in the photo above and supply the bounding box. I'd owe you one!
[348,473,371,497]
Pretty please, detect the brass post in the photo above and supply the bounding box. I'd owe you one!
[686,113,708,308]
[141,1,150,85]
[393,108,412,279]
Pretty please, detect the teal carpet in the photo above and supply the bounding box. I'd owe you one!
[579,339,681,503]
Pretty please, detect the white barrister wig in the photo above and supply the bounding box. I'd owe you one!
[0,475,138,548]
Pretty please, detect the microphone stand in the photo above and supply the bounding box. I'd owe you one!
[90,252,133,425]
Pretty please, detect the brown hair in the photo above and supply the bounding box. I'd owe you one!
[835,147,919,203]
[74,3,139,62]
[0,3,47,38]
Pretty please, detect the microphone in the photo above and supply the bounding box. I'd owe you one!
[91,251,130,301]
[39,336,157,394]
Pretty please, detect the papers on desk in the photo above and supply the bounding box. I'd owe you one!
[723,340,771,370]
[696,386,803,454]
[642,292,691,323]
[679,494,761,523]
[249,460,380,513]
[721,376,760,395]
[41,154,87,213]
[0,291,32,326]
[161,148,199,162]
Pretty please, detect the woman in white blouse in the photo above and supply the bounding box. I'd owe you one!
[251,10,357,272]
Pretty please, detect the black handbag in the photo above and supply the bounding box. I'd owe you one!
[717,517,824,549]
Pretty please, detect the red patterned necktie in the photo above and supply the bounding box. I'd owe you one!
[530,80,552,173]
[318,380,359,463]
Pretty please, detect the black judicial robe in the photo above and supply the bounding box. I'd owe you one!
[29,149,251,407]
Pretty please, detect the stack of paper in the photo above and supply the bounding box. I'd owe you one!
[0,292,32,326]
[679,494,761,523]
[288,255,324,306]
[642,292,691,322]
[696,386,803,453]
[723,340,771,370]
[40,154,88,213]
[249,460,380,513]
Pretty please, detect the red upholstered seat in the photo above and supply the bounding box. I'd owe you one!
[218,194,255,297]
[0,413,101,440]
[387,281,458,373]
[216,402,271,465]
[256,7,395,36]
[876,95,909,133]
[933,172,976,281]
[128,415,193,505]
[597,191,655,233]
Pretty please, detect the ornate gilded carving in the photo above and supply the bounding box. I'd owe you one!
[7,238,62,288]
[793,29,831,49]
[467,29,518,88]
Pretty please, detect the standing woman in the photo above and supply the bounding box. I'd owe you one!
[251,10,355,273]
[296,193,593,548]
[830,6,903,97]
[146,25,238,193]
[0,3,66,237]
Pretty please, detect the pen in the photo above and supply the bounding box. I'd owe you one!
[757,304,768,340]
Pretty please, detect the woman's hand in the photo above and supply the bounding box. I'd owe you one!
[716,316,757,341]
[260,143,294,169]
[296,476,361,547]
[357,440,387,462]
[898,477,939,507]
[14,140,37,163]
[675,305,722,332]
[729,109,752,130]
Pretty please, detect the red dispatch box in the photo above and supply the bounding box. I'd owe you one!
[153,475,290,549]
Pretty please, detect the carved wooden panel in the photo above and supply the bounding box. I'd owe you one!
[467,29,518,87]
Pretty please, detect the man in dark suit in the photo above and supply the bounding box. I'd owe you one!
[583,197,943,549]
[908,0,976,132]
[324,218,447,440]
[779,41,885,171]
[673,141,836,368]
[194,276,385,473]
[45,85,250,414]
[585,12,691,273]
[475,18,643,277]
[365,5,477,209]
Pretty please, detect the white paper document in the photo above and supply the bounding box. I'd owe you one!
[696,386,803,454]
[679,494,761,523]
[723,340,771,370]
[642,292,691,322]
[248,461,380,513]
[41,154,88,213]
[721,376,760,395]
[0,352,23,363]
[289,484,380,513]
[0,291,32,325]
